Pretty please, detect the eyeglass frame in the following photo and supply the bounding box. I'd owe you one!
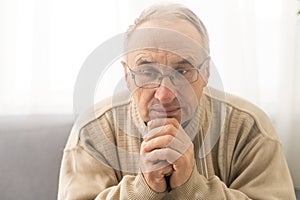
[125,56,210,89]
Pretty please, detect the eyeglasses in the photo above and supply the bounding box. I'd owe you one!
[126,57,210,89]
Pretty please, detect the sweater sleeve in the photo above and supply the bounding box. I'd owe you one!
[169,135,296,200]
[58,145,167,200]
[57,108,168,200]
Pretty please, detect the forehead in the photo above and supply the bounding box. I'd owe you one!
[128,49,192,66]
[125,20,208,66]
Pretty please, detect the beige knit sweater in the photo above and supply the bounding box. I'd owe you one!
[58,87,296,199]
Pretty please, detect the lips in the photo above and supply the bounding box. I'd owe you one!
[149,106,181,118]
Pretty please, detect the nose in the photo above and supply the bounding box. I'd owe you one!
[154,85,176,104]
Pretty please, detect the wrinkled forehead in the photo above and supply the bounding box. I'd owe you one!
[125,27,208,67]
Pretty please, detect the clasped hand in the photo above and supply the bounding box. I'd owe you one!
[140,118,195,193]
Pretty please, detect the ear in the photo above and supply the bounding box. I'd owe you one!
[199,60,210,86]
[121,60,127,76]
[121,60,132,90]
[204,61,210,82]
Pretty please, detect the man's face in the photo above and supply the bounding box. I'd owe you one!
[123,20,209,124]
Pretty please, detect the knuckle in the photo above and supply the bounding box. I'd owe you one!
[164,124,177,136]
[165,135,174,144]
[170,118,179,127]
[170,117,178,124]
[164,124,173,132]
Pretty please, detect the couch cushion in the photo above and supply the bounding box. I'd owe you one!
[0,115,73,200]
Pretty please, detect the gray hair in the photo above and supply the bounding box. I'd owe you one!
[126,3,210,53]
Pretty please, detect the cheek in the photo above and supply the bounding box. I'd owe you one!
[178,80,204,114]
[133,89,155,121]
[180,81,203,103]
[193,85,204,102]
[193,77,206,101]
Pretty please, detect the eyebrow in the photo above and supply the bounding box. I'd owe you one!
[173,59,195,69]
[137,60,154,65]
[175,59,191,65]
[135,57,194,67]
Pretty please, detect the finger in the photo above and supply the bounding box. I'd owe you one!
[172,144,194,167]
[144,123,182,142]
[144,148,182,164]
[141,160,170,173]
[148,118,179,131]
[142,135,187,154]
[161,165,174,176]
[142,163,173,178]
[143,126,167,141]
[143,126,192,149]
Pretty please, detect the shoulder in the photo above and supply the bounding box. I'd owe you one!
[77,91,131,128]
[65,91,132,149]
[203,87,279,141]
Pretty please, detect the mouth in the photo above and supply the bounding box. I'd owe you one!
[149,106,181,118]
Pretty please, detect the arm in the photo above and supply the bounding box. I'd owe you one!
[168,136,296,199]
[58,145,167,200]
[58,114,168,200]
[58,113,295,199]
[141,118,295,199]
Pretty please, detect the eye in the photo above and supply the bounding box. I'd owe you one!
[137,64,160,77]
[176,69,189,75]
[142,70,158,77]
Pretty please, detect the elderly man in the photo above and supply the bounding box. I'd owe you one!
[58,3,296,199]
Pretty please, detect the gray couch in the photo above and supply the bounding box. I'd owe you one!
[0,115,299,200]
[0,115,73,200]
